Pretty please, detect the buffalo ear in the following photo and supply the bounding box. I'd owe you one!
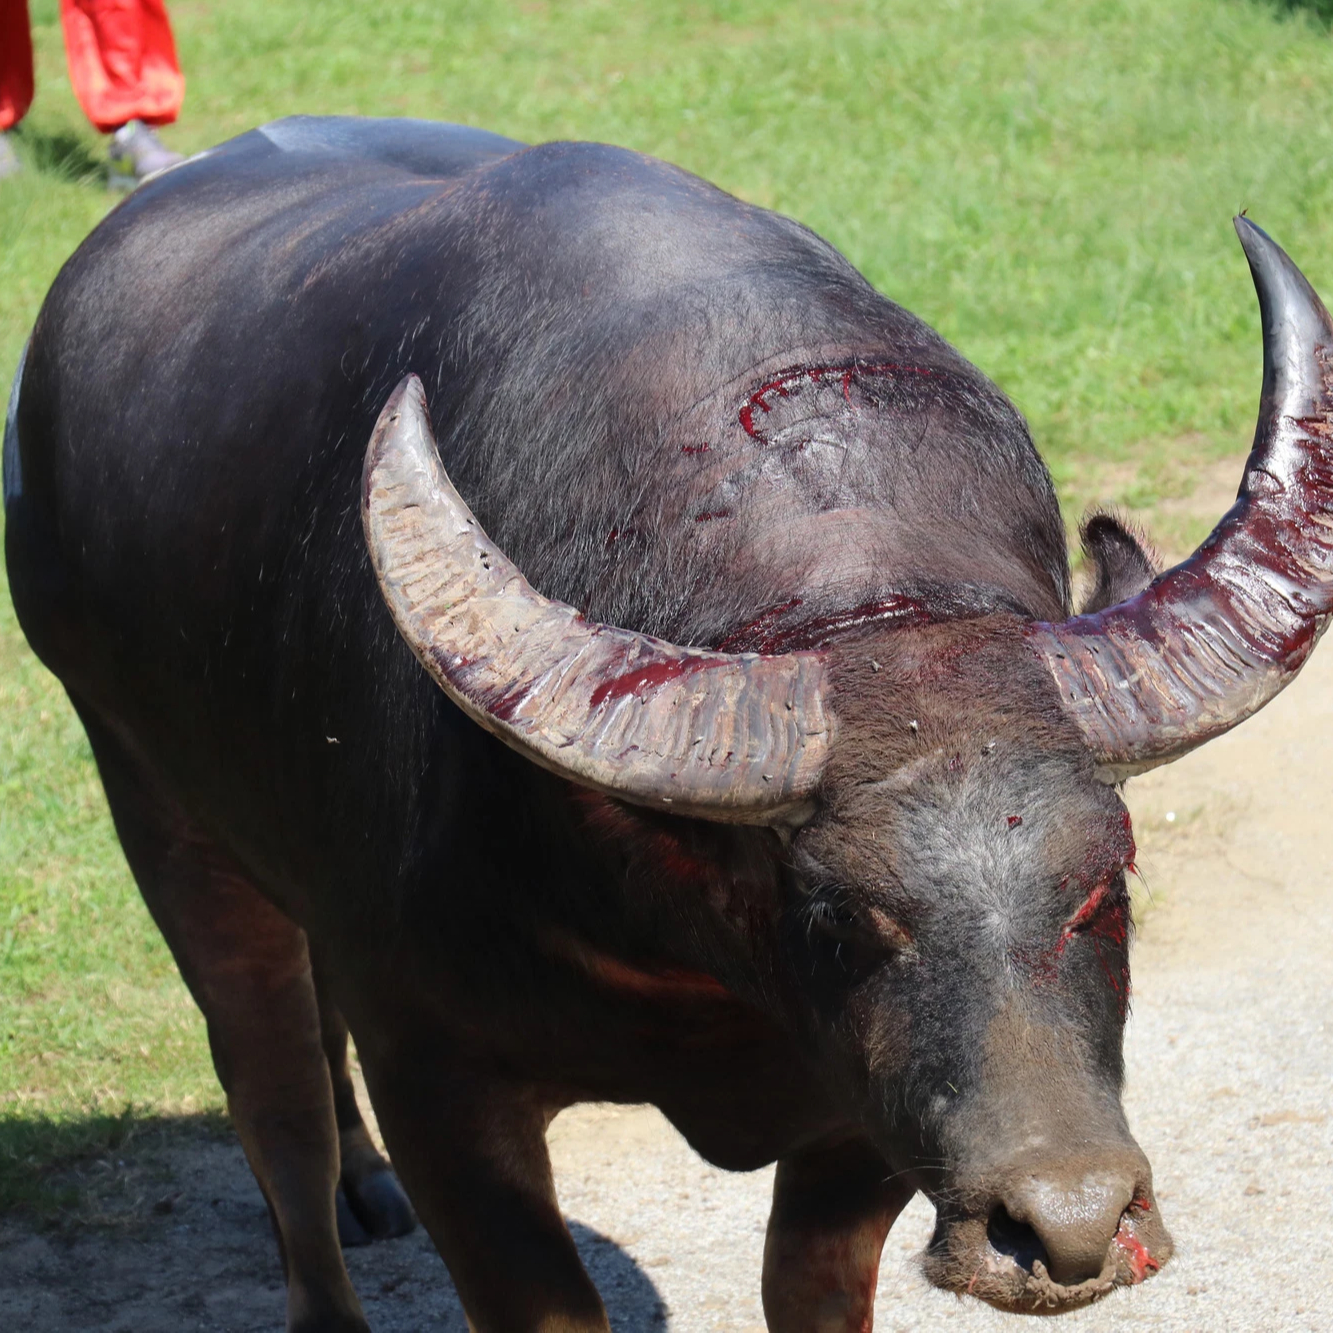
[1077,512,1159,614]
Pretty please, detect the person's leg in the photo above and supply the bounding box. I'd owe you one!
[1,0,35,175]
[59,0,183,133]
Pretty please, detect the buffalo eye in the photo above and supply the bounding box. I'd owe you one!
[1064,873,1130,938]
[803,892,912,978]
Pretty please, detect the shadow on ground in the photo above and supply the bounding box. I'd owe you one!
[0,1111,666,1331]
[0,1108,232,1220]
[9,123,104,184]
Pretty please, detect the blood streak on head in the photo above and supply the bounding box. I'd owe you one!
[715,597,805,653]
[1060,812,1137,902]
[1016,813,1136,1010]
[1038,881,1132,1014]
[717,595,930,654]
[1064,880,1115,934]
[738,362,939,442]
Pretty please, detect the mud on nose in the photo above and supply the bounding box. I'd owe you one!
[997,1172,1135,1285]
[925,1163,1172,1312]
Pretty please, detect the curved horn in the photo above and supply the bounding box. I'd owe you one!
[362,376,834,822]
[1030,217,1333,780]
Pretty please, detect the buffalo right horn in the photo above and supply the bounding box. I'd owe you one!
[362,375,834,823]
[1029,217,1333,780]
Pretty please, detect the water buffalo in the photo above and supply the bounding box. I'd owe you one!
[6,116,1332,1331]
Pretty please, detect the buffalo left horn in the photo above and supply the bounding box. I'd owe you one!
[362,375,834,822]
[1029,217,1333,780]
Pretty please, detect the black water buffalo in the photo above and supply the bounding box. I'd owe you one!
[6,116,1332,1331]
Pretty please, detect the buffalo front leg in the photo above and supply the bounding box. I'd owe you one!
[357,1050,609,1333]
[82,712,367,1333]
[762,1138,914,1333]
[312,963,417,1245]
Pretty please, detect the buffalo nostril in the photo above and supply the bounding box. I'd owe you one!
[1005,1176,1135,1286]
[987,1205,1050,1275]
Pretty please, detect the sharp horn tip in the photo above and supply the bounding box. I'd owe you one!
[1231,215,1333,343]
[1233,212,1278,258]
[1232,214,1312,291]
[389,374,432,430]
[383,373,426,413]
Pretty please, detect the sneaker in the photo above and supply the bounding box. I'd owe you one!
[108,120,184,191]
[0,132,20,180]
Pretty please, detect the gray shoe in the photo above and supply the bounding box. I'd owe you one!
[0,132,21,180]
[108,120,183,191]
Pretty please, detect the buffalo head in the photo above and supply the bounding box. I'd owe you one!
[361,218,1330,1312]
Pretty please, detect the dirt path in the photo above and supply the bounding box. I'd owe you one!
[3,483,1331,1330]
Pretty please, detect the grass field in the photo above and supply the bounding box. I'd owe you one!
[4,0,1333,1218]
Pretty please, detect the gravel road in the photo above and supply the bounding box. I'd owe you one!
[2,597,1330,1333]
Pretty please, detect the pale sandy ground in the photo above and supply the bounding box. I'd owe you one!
[2,481,1330,1330]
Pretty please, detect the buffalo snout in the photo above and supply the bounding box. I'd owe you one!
[924,1146,1172,1312]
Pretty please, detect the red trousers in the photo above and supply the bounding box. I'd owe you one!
[1,0,184,134]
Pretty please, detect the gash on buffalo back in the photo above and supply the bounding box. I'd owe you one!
[7,116,1332,1332]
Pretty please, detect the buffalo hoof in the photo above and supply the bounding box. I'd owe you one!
[335,1186,374,1248]
[341,1166,417,1243]
[290,1307,372,1333]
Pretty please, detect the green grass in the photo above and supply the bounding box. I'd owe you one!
[0,564,224,1214]
[1278,0,1333,26]
[4,0,1333,1215]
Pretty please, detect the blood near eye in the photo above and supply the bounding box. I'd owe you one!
[1064,878,1125,935]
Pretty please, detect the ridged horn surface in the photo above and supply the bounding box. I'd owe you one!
[1030,217,1333,780]
[362,375,834,822]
